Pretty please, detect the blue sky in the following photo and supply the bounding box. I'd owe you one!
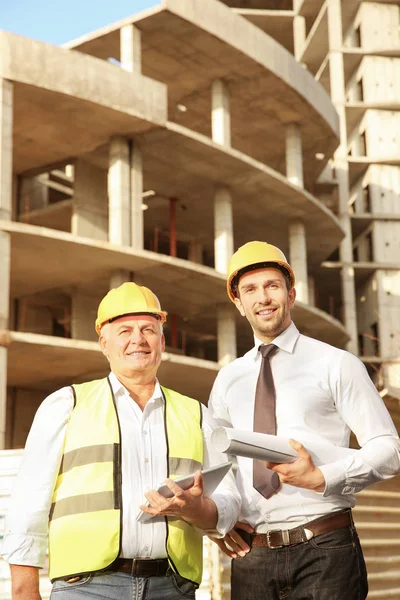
[0,0,157,45]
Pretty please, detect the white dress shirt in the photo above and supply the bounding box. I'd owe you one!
[209,322,400,531]
[2,373,240,567]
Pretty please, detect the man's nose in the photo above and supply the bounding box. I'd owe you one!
[129,329,146,343]
[259,288,271,302]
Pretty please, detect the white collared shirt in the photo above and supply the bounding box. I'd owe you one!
[209,322,400,531]
[1,373,240,567]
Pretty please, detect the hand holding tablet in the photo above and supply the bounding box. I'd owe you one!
[136,461,232,523]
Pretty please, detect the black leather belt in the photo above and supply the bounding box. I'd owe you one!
[108,557,170,577]
[252,509,353,549]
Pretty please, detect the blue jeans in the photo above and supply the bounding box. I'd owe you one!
[50,570,197,600]
[231,526,368,600]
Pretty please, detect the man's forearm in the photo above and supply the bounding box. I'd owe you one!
[10,564,41,600]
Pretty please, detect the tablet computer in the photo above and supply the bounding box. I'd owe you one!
[136,461,232,522]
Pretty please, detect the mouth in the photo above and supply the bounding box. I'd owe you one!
[256,307,277,317]
[126,350,151,356]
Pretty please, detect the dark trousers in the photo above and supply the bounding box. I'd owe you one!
[231,526,368,600]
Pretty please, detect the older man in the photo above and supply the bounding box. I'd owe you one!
[209,240,400,600]
[2,282,240,600]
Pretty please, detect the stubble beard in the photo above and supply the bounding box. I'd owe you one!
[250,306,289,341]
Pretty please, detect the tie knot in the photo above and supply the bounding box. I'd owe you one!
[259,344,278,360]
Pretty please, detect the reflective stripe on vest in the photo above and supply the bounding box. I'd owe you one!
[48,377,204,584]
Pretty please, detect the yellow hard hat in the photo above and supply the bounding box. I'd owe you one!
[95,282,167,334]
[227,241,295,302]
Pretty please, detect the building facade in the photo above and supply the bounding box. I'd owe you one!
[0,1,399,598]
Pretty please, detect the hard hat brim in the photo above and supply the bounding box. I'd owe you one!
[96,310,167,334]
[228,261,295,302]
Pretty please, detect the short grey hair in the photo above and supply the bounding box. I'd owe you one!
[100,319,163,339]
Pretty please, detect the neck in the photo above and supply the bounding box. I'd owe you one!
[113,371,157,410]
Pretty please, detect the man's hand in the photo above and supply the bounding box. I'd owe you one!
[10,565,42,600]
[266,439,325,492]
[141,470,218,530]
[210,521,254,558]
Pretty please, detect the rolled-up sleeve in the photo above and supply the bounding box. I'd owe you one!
[200,405,241,537]
[1,388,73,567]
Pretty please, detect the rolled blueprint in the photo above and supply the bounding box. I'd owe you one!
[211,427,357,466]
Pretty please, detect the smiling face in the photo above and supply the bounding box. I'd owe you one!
[99,315,165,381]
[234,267,296,343]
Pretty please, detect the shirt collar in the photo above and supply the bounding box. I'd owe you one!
[108,371,163,402]
[248,321,300,361]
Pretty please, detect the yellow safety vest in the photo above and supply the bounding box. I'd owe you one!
[48,377,204,584]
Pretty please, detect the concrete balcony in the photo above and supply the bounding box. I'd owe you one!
[231,8,295,53]
[0,30,167,175]
[15,120,346,270]
[3,331,219,403]
[0,221,350,358]
[64,0,340,184]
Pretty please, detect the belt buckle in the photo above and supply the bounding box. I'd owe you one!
[131,559,140,577]
[303,527,314,542]
[267,529,284,549]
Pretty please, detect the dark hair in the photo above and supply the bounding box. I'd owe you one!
[231,262,292,298]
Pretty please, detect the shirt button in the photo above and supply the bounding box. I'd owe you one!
[143,430,148,435]
[144,458,149,463]
[266,514,271,521]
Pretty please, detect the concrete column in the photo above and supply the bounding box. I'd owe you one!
[286,124,304,187]
[72,159,108,240]
[108,137,131,246]
[110,270,131,290]
[289,221,308,304]
[0,79,13,220]
[293,16,306,61]
[327,0,358,353]
[308,275,316,307]
[211,80,231,147]
[217,305,237,366]
[213,186,236,364]
[0,235,10,331]
[0,79,13,450]
[71,289,99,342]
[0,232,10,449]
[188,239,203,264]
[209,542,223,600]
[214,187,233,274]
[130,141,143,250]
[120,24,142,74]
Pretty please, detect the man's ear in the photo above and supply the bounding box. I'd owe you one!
[161,332,166,352]
[288,287,296,309]
[99,334,108,358]
[234,296,246,317]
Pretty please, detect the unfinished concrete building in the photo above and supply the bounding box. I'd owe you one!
[0,0,399,598]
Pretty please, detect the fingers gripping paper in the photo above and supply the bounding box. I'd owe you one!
[211,427,357,465]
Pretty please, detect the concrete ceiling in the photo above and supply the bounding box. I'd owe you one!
[5,331,219,403]
[2,221,227,323]
[0,31,167,175]
[233,9,295,53]
[2,220,350,351]
[64,0,339,186]
[84,122,344,268]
